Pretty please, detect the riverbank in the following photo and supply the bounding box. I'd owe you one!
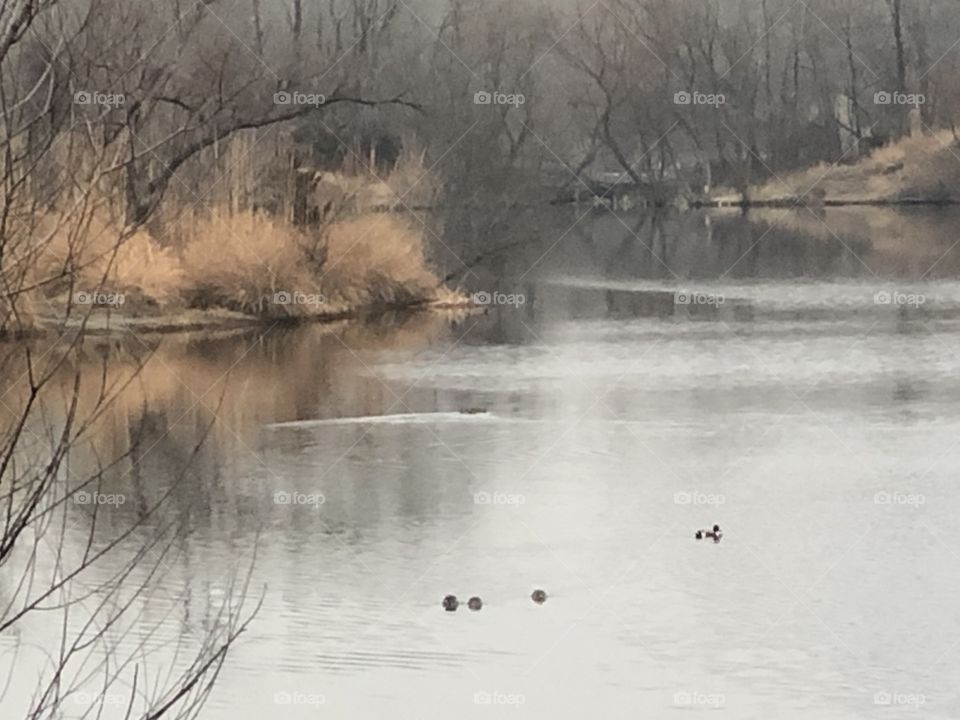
[713,129,960,208]
[30,297,475,340]
[7,210,471,340]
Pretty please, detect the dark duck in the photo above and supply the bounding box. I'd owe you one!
[695,525,722,542]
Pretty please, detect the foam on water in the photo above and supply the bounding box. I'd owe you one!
[265,411,498,429]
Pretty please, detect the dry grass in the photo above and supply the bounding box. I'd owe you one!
[0,210,184,333]
[179,211,449,318]
[180,212,318,316]
[317,214,441,309]
[752,129,960,203]
[111,233,183,306]
[25,211,181,304]
[7,182,454,331]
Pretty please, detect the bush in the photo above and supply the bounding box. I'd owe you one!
[317,214,440,310]
[180,212,318,316]
[10,206,453,328]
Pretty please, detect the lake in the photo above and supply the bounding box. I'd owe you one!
[4,206,960,718]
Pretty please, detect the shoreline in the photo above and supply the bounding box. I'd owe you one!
[699,196,959,209]
[13,297,477,342]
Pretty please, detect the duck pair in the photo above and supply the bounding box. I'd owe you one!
[443,595,482,612]
[695,525,722,542]
[442,589,548,611]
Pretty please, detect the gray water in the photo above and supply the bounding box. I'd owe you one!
[6,207,960,718]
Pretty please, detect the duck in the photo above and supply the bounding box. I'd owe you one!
[467,596,483,611]
[695,525,723,541]
[531,589,547,605]
[442,594,459,612]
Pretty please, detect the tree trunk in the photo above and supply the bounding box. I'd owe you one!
[889,0,908,135]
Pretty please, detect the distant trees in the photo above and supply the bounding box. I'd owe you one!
[5,0,957,231]
[542,0,960,194]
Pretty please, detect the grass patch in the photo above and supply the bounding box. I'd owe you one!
[13,208,460,330]
[751,130,960,203]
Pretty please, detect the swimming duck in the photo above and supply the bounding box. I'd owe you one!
[695,525,722,541]
[442,595,459,612]
[467,596,483,611]
[531,589,547,605]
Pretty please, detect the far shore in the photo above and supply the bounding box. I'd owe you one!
[699,196,960,209]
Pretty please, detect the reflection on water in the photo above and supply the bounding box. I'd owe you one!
[6,208,960,719]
